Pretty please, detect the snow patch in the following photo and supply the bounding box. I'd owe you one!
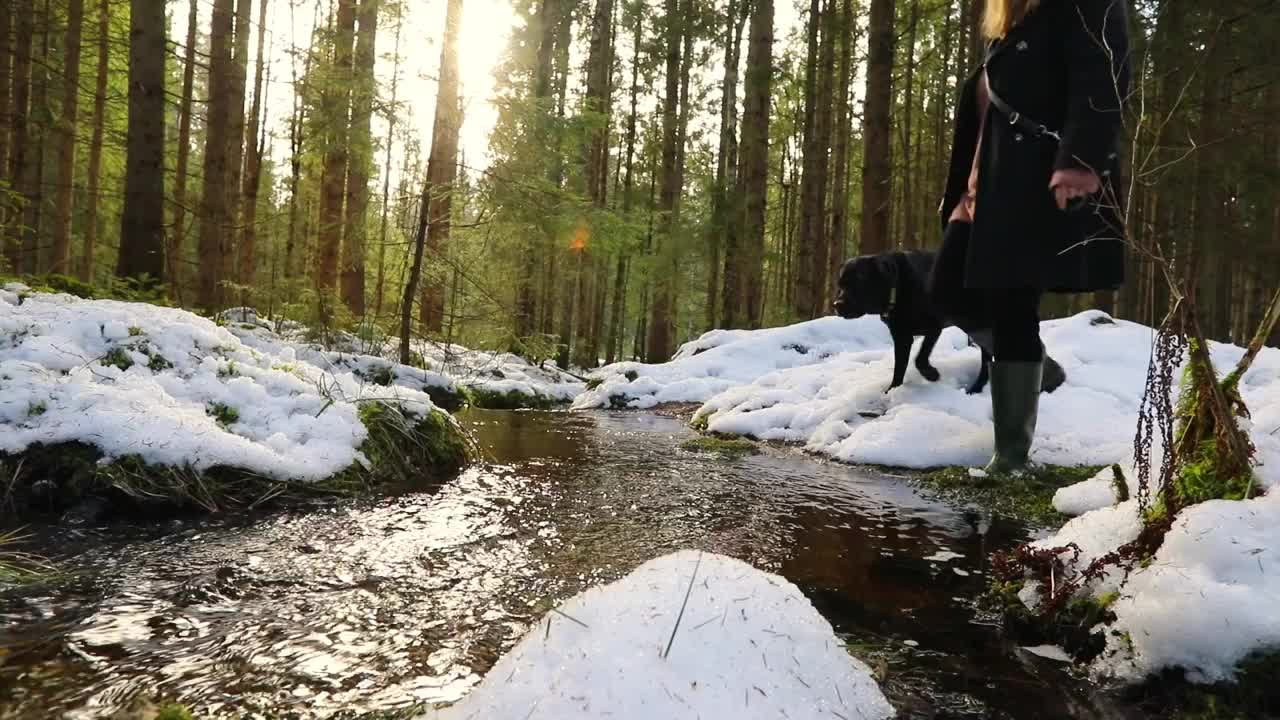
[0,292,445,481]
[573,316,892,410]
[425,551,894,720]
[222,308,584,405]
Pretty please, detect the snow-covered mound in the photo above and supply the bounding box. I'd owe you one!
[222,308,584,406]
[574,316,893,410]
[692,311,1280,472]
[416,342,585,404]
[1029,490,1280,684]
[0,289,446,482]
[426,551,894,720]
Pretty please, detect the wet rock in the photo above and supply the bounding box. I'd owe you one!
[62,497,110,527]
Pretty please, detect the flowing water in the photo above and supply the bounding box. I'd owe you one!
[0,410,1136,719]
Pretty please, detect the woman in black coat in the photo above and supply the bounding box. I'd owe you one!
[930,0,1131,475]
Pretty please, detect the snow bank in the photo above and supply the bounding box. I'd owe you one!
[426,550,893,720]
[690,311,1280,473]
[415,342,585,403]
[1019,335,1280,683]
[0,289,444,481]
[573,316,893,410]
[222,308,584,405]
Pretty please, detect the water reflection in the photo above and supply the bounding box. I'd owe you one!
[1,410,1125,719]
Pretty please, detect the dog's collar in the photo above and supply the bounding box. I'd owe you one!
[879,286,898,320]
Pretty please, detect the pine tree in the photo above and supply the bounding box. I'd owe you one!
[79,0,110,283]
[197,0,237,308]
[50,0,85,274]
[117,0,167,284]
[859,0,895,256]
[170,0,200,296]
[723,0,773,329]
[341,0,379,315]
[417,0,462,334]
[239,0,272,299]
[316,0,356,307]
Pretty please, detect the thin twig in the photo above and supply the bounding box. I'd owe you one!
[662,551,703,660]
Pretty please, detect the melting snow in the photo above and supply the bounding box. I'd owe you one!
[425,551,894,720]
[0,289,446,481]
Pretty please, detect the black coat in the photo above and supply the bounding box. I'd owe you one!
[939,0,1131,293]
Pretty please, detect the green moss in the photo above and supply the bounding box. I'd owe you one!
[984,577,1116,662]
[347,402,471,490]
[156,705,196,720]
[147,352,173,372]
[206,402,240,427]
[917,465,1104,527]
[586,377,604,391]
[679,435,759,459]
[1126,651,1280,719]
[28,401,46,418]
[424,384,468,412]
[464,387,557,410]
[355,363,395,387]
[1173,439,1256,506]
[689,413,710,433]
[128,326,145,337]
[1112,464,1130,502]
[101,346,134,371]
[217,360,238,378]
[1,403,472,519]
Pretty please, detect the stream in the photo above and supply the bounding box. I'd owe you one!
[0,409,1138,719]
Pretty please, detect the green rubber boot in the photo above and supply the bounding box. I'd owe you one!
[984,360,1043,476]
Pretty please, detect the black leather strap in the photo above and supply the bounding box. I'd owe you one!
[985,73,1062,143]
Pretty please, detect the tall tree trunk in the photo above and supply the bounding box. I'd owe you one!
[827,0,855,292]
[859,0,895,256]
[605,8,644,364]
[197,0,236,308]
[796,0,835,319]
[708,0,748,330]
[79,0,109,283]
[169,0,200,296]
[4,0,34,271]
[341,0,378,315]
[418,0,461,334]
[0,3,10,250]
[645,0,685,362]
[50,0,85,274]
[898,0,919,248]
[224,0,254,286]
[238,0,271,302]
[316,0,356,308]
[571,0,614,368]
[117,0,167,284]
[374,5,403,318]
[285,0,319,281]
[516,0,562,341]
[20,0,50,274]
[725,0,773,329]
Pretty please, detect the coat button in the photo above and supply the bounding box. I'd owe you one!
[1017,40,1029,51]
[1014,133,1024,142]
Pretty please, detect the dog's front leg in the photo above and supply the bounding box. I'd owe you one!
[888,331,912,392]
[915,329,942,382]
[968,348,992,394]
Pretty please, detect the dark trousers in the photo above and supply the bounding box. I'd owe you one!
[930,221,1044,362]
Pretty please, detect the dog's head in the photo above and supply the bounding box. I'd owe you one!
[833,254,899,319]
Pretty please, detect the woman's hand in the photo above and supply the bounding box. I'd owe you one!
[1049,168,1100,210]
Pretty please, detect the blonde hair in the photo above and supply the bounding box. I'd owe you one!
[983,0,1040,39]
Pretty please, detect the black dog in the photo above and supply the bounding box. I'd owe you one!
[834,251,991,395]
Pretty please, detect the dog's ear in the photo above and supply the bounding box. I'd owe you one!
[875,254,899,285]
